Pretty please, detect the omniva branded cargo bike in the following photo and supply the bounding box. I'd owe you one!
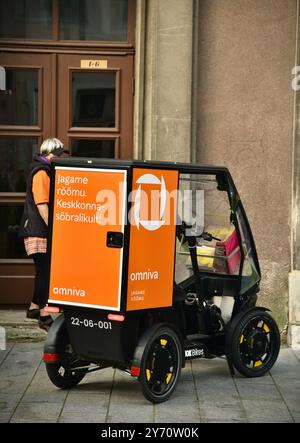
[44,158,280,403]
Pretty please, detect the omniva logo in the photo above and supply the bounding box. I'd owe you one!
[53,287,86,297]
[130,269,159,281]
[133,174,167,232]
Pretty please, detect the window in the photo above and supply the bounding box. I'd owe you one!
[236,207,260,293]
[0,204,27,259]
[0,0,52,40]
[176,173,241,281]
[0,70,39,126]
[0,138,38,192]
[60,0,128,41]
[71,139,115,158]
[0,0,130,43]
[72,72,116,128]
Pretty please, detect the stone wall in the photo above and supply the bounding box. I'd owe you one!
[196,0,297,329]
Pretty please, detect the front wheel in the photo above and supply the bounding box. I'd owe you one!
[226,309,280,377]
[139,326,182,403]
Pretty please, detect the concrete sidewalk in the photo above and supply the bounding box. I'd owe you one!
[0,342,299,423]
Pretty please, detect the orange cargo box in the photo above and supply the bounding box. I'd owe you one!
[47,161,178,312]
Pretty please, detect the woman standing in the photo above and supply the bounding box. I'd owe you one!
[19,138,64,333]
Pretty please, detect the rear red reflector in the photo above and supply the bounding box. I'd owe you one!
[108,313,125,322]
[44,306,61,313]
[130,366,140,377]
[43,353,60,362]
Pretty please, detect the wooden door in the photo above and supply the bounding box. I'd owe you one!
[0,53,53,304]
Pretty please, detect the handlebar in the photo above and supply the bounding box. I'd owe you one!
[201,232,222,242]
[177,222,221,243]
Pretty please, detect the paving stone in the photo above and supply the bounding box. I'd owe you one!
[0,378,27,395]
[154,381,200,423]
[23,383,68,403]
[63,393,110,414]
[192,358,232,380]
[162,381,199,405]
[270,348,300,379]
[197,399,242,413]
[235,382,282,402]
[155,402,200,423]
[106,406,154,424]
[293,350,300,362]
[0,344,13,366]
[0,393,23,414]
[154,410,200,424]
[202,418,247,423]
[70,367,114,395]
[107,370,154,422]
[22,363,68,403]
[293,412,300,423]
[0,345,43,396]
[180,361,194,381]
[59,413,107,423]
[272,384,300,419]
[10,401,62,423]
[109,370,143,401]
[200,406,247,423]
[0,413,12,423]
[195,377,241,409]
[242,400,294,423]
[0,343,42,378]
[234,373,274,385]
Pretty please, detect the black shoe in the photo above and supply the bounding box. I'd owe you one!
[38,315,54,334]
[25,308,40,322]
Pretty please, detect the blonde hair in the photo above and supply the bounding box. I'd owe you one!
[40,138,64,156]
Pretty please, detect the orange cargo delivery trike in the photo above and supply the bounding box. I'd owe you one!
[44,158,280,403]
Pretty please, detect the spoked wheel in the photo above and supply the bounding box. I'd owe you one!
[227,309,280,377]
[139,326,182,403]
[45,344,87,389]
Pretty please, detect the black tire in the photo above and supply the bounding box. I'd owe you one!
[45,344,87,389]
[139,326,182,403]
[227,309,280,377]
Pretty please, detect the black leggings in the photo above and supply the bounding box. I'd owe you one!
[31,253,48,309]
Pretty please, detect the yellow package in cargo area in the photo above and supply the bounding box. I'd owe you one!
[196,245,215,268]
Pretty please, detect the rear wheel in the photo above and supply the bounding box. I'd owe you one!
[139,326,182,403]
[45,344,87,389]
[227,309,280,377]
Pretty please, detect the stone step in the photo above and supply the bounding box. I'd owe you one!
[0,309,46,343]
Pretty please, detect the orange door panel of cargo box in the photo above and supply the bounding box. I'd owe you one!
[127,168,178,311]
[48,167,127,311]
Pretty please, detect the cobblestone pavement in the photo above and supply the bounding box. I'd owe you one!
[0,342,299,423]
